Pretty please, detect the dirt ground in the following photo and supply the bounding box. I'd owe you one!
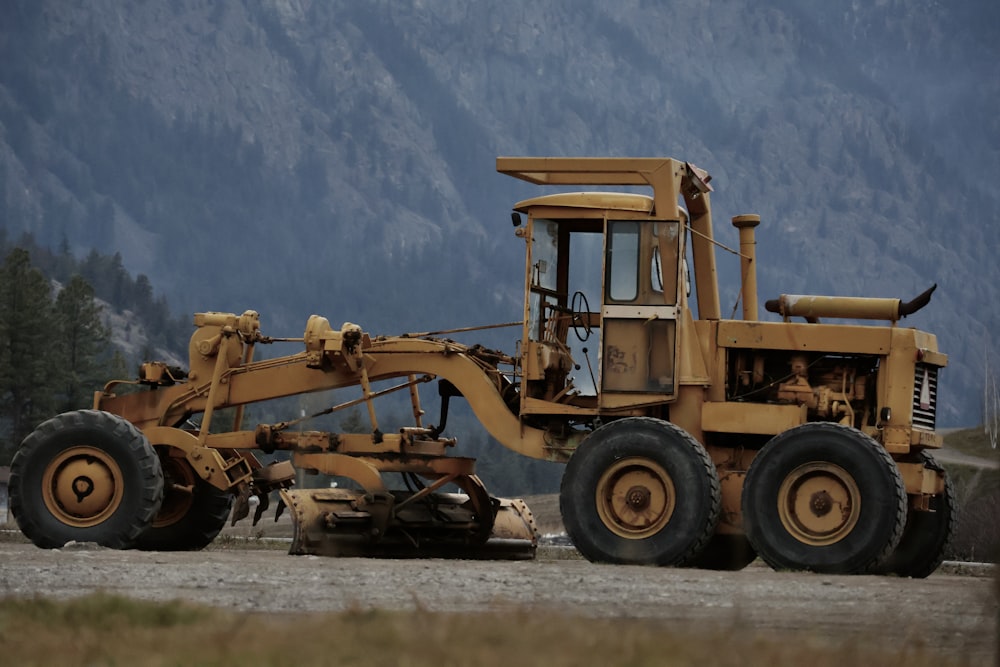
[1,493,997,662]
[0,536,995,664]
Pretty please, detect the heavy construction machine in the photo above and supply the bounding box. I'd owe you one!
[9,157,954,576]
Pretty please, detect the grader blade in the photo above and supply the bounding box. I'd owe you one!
[279,488,538,560]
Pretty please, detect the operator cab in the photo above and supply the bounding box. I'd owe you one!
[513,192,686,415]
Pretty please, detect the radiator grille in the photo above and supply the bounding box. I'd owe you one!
[912,364,938,430]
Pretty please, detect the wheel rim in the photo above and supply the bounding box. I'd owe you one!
[151,451,196,528]
[42,446,124,527]
[595,457,675,539]
[777,462,861,546]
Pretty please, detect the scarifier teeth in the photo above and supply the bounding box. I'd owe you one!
[230,486,252,526]
[252,493,270,526]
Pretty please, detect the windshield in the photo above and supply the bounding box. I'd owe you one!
[527,219,559,341]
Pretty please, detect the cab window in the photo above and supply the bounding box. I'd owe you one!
[606,221,639,302]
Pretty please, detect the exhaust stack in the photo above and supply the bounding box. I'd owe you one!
[732,214,761,321]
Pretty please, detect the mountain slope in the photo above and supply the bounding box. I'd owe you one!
[0,0,996,425]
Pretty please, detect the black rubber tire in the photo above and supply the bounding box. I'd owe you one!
[742,423,907,574]
[134,448,233,551]
[9,410,163,549]
[686,534,757,571]
[878,451,957,578]
[560,417,720,566]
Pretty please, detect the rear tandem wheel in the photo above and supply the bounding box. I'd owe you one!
[877,450,957,578]
[559,417,721,566]
[742,422,907,574]
[9,410,164,549]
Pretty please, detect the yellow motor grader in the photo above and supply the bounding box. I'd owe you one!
[10,157,953,575]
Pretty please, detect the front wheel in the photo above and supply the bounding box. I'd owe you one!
[560,417,720,566]
[742,423,907,574]
[10,410,164,549]
[134,447,233,551]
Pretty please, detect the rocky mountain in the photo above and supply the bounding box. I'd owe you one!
[1,0,997,425]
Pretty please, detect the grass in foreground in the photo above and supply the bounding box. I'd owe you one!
[0,593,982,667]
[945,427,1000,460]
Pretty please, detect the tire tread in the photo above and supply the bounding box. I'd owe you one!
[742,422,906,574]
[560,417,720,566]
[10,410,163,549]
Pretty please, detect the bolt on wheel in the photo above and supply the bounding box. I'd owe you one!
[560,417,720,566]
[876,451,957,578]
[10,409,163,549]
[776,462,861,547]
[135,444,233,552]
[150,452,198,528]
[742,422,906,574]
[595,457,676,539]
[41,446,125,528]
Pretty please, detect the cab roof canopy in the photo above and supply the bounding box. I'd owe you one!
[496,157,712,220]
[511,192,655,215]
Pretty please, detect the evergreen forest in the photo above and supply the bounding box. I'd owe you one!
[0,234,187,465]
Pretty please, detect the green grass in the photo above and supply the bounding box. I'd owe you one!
[1,592,213,630]
[942,428,1000,502]
[0,593,982,667]
[944,427,999,459]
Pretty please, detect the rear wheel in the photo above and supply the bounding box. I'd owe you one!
[560,417,720,566]
[10,410,163,549]
[878,451,956,578]
[134,447,233,551]
[742,423,906,574]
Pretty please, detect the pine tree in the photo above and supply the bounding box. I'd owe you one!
[53,274,112,412]
[0,248,57,464]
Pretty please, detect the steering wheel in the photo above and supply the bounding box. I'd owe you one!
[570,291,592,342]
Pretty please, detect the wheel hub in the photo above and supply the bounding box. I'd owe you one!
[71,475,96,502]
[810,490,833,516]
[151,450,197,528]
[777,462,860,546]
[42,446,124,528]
[626,485,651,511]
[595,457,675,539]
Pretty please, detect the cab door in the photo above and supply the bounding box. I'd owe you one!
[600,219,682,402]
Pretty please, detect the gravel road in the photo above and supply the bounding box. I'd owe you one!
[0,540,995,663]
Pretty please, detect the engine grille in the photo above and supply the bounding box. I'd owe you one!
[912,364,938,430]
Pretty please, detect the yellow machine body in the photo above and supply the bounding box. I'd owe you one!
[10,156,951,576]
